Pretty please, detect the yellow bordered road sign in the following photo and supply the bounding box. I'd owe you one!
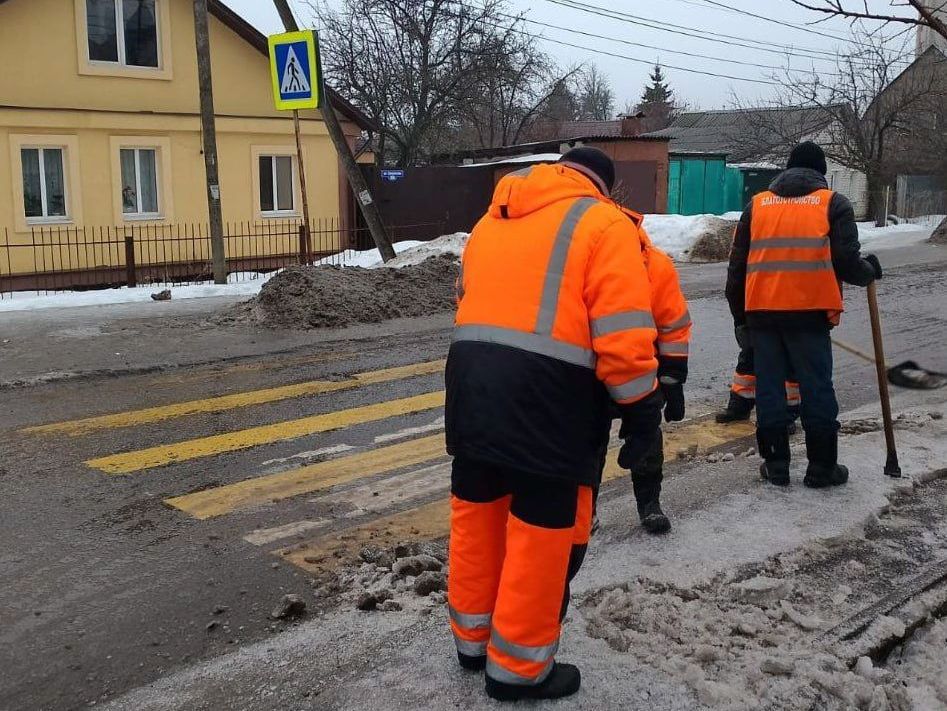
[268,30,320,111]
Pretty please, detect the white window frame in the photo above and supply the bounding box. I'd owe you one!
[120,147,162,219]
[22,147,70,225]
[87,0,162,69]
[259,154,298,217]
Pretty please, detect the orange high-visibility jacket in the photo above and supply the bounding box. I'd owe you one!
[746,189,843,323]
[446,164,659,484]
[622,208,691,380]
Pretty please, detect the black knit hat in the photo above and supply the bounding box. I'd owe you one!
[559,147,615,194]
[787,141,827,176]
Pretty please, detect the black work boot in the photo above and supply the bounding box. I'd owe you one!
[638,498,671,534]
[458,651,486,671]
[485,662,581,701]
[716,392,754,423]
[804,428,849,488]
[757,427,791,486]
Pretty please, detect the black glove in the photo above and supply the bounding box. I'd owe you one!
[661,380,685,423]
[617,389,663,470]
[864,254,883,281]
[734,323,751,350]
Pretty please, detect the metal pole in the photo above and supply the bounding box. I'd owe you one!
[293,109,313,263]
[271,0,395,262]
[193,0,227,284]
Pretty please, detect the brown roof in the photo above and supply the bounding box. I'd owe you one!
[0,0,374,130]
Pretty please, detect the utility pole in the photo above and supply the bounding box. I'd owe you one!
[271,0,395,261]
[193,0,227,283]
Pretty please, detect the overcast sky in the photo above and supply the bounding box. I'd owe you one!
[222,0,923,111]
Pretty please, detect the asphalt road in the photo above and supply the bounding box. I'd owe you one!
[1,241,946,711]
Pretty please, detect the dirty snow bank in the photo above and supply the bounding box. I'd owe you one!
[220,254,458,329]
[578,405,947,711]
[643,214,736,261]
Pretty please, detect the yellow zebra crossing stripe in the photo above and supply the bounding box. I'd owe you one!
[25,360,445,436]
[165,433,447,519]
[271,417,758,572]
[87,391,445,475]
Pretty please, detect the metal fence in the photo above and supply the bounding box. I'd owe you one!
[0,219,443,297]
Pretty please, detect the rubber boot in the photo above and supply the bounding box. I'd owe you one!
[757,427,791,486]
[485,663,581,701]
[638,498,671,535]
[716,391,754,423]
[804,428,849,488]
[458,652,486,671]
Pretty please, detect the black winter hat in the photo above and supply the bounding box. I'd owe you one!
[787,141,827,176]
[559,147,615,194]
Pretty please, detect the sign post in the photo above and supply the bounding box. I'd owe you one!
[268,30,319,262]
[269,0,395,262]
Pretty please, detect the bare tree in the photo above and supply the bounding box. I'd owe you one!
[789,0,947,37]
[731,29,947,222]
[576,63,615,121]
[789,0,947,236]
[310,0,571,164]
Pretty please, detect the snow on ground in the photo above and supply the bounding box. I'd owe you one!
[0,235,469,313]
[2,211,937,312]
[458,153,562,167]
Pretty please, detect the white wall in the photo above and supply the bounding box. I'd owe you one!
[826,162,869,220]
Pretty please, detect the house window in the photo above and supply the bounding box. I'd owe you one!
[21,148,68,222]
[87,0,159,68]
[259,155,296,215]
[120,148,160,217]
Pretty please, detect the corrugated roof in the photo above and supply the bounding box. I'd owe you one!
[642,106,836,161]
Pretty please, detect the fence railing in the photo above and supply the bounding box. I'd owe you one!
[0,219,443,297]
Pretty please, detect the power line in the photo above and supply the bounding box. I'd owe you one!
[510,12,845,78]
[670,0,873,46]
[439,3,779,85]
[541,0,914,68]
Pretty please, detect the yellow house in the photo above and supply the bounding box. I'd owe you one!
[0,0,373,288]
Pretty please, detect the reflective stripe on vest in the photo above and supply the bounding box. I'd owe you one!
[591,310,655,338]
[746,189,843,320]
[486,657,554,686]
[490,629,559,664]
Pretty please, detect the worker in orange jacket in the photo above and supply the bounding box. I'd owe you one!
[446,148,663,701]
[726,142,882,487]
[620,208,691,534]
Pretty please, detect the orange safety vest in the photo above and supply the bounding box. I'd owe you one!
[746,189,843,324]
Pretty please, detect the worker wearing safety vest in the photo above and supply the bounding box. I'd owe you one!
[446,148,663,701]
[726,142,883,488]
[622,208,691,534]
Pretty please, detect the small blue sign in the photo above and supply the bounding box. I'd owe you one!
[381,169,405,182]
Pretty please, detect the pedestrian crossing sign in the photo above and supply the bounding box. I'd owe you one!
[268,30,321,111]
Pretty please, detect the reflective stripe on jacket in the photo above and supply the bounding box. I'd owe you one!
[746,189,843,324]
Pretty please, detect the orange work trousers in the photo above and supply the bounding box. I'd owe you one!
[447,457,593,686]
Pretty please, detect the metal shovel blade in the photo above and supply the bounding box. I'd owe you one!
[887,361,947,390]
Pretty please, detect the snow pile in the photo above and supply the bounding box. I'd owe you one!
[644,214,738,262]
[314,233,468,270]
[857,222,932,249]
[889,618,947,708]
[380,233,468,268]
[221,254,458,329]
